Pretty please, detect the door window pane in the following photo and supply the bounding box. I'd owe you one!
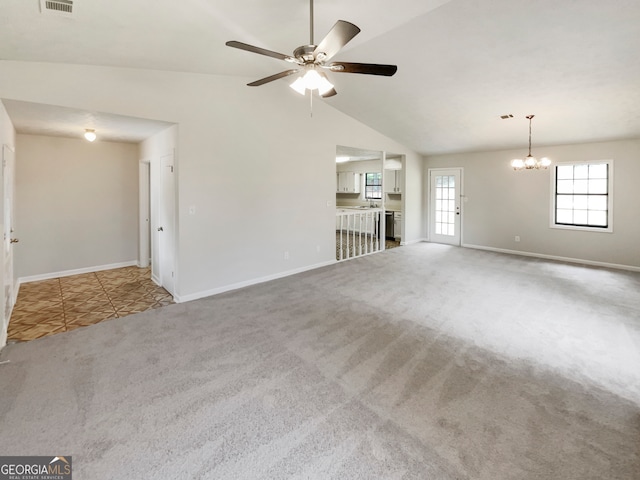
[435,175,456,237]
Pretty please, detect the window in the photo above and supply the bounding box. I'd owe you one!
[365,172,382,200]
[552,160,612,232]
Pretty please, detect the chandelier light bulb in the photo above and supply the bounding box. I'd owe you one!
[524,155,537,168]
[511,158,525,170]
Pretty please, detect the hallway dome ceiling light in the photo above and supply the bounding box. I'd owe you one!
[84,129,96,142]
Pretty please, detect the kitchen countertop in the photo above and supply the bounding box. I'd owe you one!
[336,206,383,212]
[336,206,401,212]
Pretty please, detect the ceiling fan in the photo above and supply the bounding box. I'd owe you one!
[225,0,397,98]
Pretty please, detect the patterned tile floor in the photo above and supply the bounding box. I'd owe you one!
[8,266,174,342]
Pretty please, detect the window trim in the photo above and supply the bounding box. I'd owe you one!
[364,172,382,200]
[549,159,614,233]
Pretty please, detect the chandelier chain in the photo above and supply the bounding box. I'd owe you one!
[528,117,532,156]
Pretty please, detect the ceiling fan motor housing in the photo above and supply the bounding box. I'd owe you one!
[293,45,318,63]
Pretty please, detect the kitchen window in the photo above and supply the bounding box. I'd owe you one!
[365,172,382,200]
[551,160,613,232]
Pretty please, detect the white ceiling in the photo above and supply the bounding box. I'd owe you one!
[1,0,639,153]
[1,99,173,143]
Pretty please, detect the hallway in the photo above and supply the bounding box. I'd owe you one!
[7,266,173,342]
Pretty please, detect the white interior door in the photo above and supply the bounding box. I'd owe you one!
[2,145,15,319]
[138,160,150,268]
[429,168,462,246]
[158,152,176,295]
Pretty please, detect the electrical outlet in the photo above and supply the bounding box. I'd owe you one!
[284,251,290,260]
[316,245,321,253]
[514,236,521,242]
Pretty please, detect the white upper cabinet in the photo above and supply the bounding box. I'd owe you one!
[384,169,402,193]
[336,171,361,193]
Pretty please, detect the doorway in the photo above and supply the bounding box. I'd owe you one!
[2,145,16,331]
[139,148,176,297]
[428,168,463,246]
[157,152,176,295]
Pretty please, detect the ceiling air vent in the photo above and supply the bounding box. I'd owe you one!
[40,0,74,17]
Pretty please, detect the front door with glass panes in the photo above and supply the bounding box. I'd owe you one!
[429,168,462,245]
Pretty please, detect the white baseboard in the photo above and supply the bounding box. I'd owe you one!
[462,243,640,272]
[402,237,428,246]
[175,259,336,303]
[137,258,152,268]
[18,260,139,285]
[12,280,19,306]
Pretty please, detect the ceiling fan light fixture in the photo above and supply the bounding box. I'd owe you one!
[290,77,307,95]
[316,76,334,95]
[289,68,334,95]
[302,69,322,89]
[84,129,96,142]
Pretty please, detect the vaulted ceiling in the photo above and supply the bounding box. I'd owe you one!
[1,0,639,154]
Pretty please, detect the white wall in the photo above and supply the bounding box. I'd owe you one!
[404,154,425,243]
[0,61,424,300]
[0,101,16,348]
[425,139,640,269]
[15,134,139,279]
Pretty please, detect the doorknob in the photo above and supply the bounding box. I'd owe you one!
[157,227,164,232]
[10,238,19,243]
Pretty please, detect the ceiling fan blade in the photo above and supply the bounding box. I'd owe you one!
[247,69,300,87]
[321,88,337,98]
[226,41,293,62]
[329,62,398,76]
[314,20,361,61]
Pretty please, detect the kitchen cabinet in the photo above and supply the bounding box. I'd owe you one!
[394,212,402,241]
[384,169,402,193]
[336,171,361,193]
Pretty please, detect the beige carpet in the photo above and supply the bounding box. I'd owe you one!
[1,243,639,479]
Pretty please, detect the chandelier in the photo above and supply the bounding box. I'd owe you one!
[511,115,551,170]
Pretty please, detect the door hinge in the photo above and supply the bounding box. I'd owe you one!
[170,166,174,173]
